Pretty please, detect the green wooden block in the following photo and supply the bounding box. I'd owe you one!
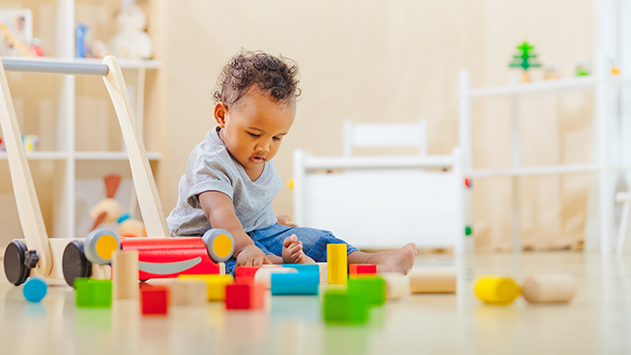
[348,276,386,306]
[89,280,112,308]
[322,288,369,325]
[74,278,92,307]
[75,278,112,308]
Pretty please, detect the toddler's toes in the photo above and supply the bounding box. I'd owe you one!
[283,234,298,248]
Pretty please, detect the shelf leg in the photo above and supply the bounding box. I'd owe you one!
[511,95,521,252]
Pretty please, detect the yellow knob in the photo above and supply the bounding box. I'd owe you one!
[95,234,119,260]
[213,233,233,258]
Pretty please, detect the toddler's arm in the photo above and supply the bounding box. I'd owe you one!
[199,191,272,267]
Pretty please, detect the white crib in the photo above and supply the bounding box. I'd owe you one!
[292,120,469,254]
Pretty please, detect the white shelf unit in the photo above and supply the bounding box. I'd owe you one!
[458,0,631,254]
[458,71,631,253]
[0,1,161,239]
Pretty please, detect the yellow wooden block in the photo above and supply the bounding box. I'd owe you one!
[474,276,521,306]
[178,274,234,301]
[327,244,347,285]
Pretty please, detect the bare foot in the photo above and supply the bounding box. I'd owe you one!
[282,234,315,264]
[366,242,417,275]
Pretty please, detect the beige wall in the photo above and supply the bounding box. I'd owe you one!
[152,0,596,251]
[0,0,596,251]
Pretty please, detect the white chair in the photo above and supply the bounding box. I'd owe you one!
[343,120,427,157]
[293,120,468,254]
[615,191,631,254]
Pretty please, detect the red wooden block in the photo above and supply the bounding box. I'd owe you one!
[235,266,261,283]
[349,264,377,277]
[141,285,169,315]
[225,282,264,310]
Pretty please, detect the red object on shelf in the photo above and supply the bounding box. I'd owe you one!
[464,177,472,188]
[141,285,169,315]
[349,264,377,277]
[121,238,220,280]
[225,282,264,310]
[235,266,261,283]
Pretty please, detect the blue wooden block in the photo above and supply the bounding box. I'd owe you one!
[271,272,319,295]
[23,277,48,303]
[280,264,319,274]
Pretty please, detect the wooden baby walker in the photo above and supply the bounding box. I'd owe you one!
[0,56,234,287]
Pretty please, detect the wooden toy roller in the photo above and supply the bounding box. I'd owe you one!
[521,274,577,303]
[0,57,234,287]
[409,269,457,293]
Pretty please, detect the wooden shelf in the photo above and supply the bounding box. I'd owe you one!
[0,151,162,161]
[74,151,162,161]
[0,151,67,160]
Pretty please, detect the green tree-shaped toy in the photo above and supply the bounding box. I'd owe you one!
[509,41,541,82]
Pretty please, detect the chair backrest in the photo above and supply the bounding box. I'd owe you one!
[343,120,427,157]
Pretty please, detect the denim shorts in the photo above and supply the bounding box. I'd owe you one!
[224,223,358,275]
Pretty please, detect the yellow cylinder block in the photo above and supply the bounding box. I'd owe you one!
[474,277,521,306]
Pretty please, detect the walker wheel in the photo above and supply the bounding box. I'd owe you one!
[202,228,235,263]
[4,240,30,286]
[84,229,120,265]
[62,240,92,287]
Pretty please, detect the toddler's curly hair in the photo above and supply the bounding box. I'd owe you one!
[213,50,301,108]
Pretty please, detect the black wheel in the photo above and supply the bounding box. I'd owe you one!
[4,240,30,286]
[62,240,92,287]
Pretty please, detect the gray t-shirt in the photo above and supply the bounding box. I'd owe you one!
[166,126,281,236]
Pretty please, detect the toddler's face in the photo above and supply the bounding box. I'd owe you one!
[215,89,295,178]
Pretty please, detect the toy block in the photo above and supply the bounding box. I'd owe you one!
[75,278,112,308]
[225,282,265,310]
[254,266,298,289]
[178,274,234,301]
[271,272,319,295]
[317,263,328,284]
[141,285,169,315]
[348,276,386,306]
[168,279,208,306]
[236,266,261,283]
[23,277,48,303]
[322,288,369,325]
[327,244,347,285]
[91,264,112,280]
[112,250,139,300]
[521,274,577,303]
[378,272,409,300]
[474,277,521,306]
[280,264,319,274]
[349,264,377,278]
[219,262,226,276]
[409,269,457,293]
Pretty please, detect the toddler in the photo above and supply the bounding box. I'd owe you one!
[167,50,417,275]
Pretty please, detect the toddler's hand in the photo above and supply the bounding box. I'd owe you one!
[236,244,272,267]
[276,214,298,227]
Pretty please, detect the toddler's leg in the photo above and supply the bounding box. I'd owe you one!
[347,243,417,275]
[281,226,417,274]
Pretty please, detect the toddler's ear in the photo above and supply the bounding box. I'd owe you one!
[214,103,227,128]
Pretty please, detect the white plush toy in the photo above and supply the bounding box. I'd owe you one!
[107,3,153,60]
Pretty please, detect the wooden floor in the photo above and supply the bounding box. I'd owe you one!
[0,252,630,355]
